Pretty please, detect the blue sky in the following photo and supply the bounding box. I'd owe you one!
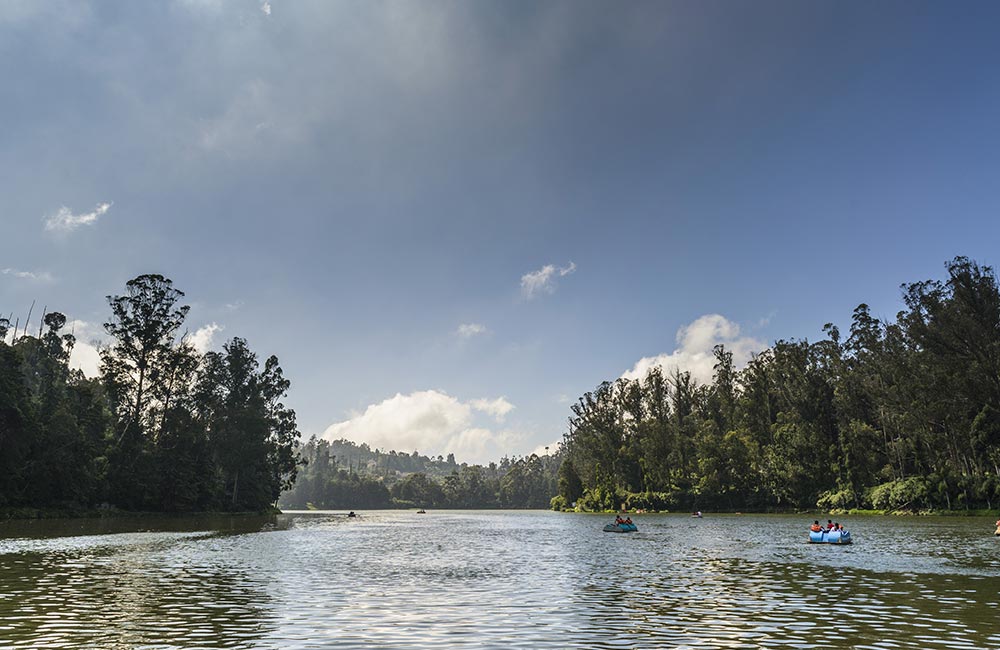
[2,1,999,463]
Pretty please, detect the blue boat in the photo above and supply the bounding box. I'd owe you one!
[808,529,852,544]
[604,522,638,533]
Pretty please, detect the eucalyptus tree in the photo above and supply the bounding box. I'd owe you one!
[196,337,301,510]
[101,274,191,507]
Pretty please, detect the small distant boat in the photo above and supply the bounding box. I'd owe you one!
[808,529,852,545]
[604,522,638,533]
[347,511,357,518]
[692,511,703,518]
[416,509,426,514]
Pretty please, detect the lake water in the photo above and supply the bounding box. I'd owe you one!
[1,511,998,649]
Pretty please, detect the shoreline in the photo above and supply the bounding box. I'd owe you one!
[1,506,281,521]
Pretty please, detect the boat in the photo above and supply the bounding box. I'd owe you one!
[808,529,852,544]
[416,509,426,514]
[692,511,703,518]
[603,522,638,533]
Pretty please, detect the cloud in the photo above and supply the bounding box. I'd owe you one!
[261,1,271,16]
[186,322,223,353]
[456,322,487,338]
[2,268,53,282]
[470,396,514,421]
[531,440,562,457]
[622,314,767,385]
[66,320,103,378]
[521,261,576,299]
[322,389,520,464]
[43,202,112,232]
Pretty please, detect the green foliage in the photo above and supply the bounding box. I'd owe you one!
[560,257,1000,513]
[0,277,301,513]
[557,459,584,503]
[816,487,856,511]
[866,477,930,512]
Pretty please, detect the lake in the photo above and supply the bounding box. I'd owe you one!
[1,511,998,649]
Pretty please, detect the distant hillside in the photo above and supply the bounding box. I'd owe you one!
[277,436,560,510]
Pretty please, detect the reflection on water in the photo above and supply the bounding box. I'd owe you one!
[1,512,998,648]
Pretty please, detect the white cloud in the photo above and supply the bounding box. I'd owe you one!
[66,320,103,378]
[186,322,223,353]
[456,322,487,338]
[261,1,271,16]
[322,390,520,464]
[531,440,562,457]
[2,268,53,282]
[622,314,767,385]
[43,202,112,232]
[470,396,514,421]
[520,261,576,299]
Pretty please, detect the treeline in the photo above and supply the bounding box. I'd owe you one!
[558,257,1000,513]
[0,274,300,514]
[279,436,558,509]
[310,438,466,478]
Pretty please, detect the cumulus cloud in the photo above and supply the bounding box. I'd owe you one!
[186,322,223,353]
[44,202,112,232]
[261,1,271,16]
[456,322,487,339]
[470,396,514,421]
[520,261,576,299]
[66,320,103,378]
[531,440,562,457]
[322,390,520,464]
[622,314,767,385]
[2,268,53,282]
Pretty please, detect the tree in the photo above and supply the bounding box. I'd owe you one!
[101,274,190,508]
[196,338,301,510]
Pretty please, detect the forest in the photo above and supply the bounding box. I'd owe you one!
[557,257,1000,514]
[4,258,1000,516]
[0,274,300,514]
[278,437,558,510]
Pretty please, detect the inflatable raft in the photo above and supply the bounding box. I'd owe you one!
[808,529,852,544]
[604,522,638,533]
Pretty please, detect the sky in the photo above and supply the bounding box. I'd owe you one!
[2,1,1000,464]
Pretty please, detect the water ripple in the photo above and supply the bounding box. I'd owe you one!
[0,512,998,648]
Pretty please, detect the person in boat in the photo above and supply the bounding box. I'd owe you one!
[624,517,632,525]
[810,520,822,533]
[825,519,834,532]
[615,515,625,525]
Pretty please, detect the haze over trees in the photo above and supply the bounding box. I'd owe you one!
[278,437,558,510]
[559,257,1000,513]
[0,274,300,513]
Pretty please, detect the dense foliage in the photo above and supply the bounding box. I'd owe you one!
[279,437,559,509]
[560,257,1000,513]
[0,274,301,513]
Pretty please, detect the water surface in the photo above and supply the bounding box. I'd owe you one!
[1,511,998,648]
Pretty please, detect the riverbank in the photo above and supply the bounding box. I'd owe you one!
[1,506,281,521]
[557,506,998,517]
